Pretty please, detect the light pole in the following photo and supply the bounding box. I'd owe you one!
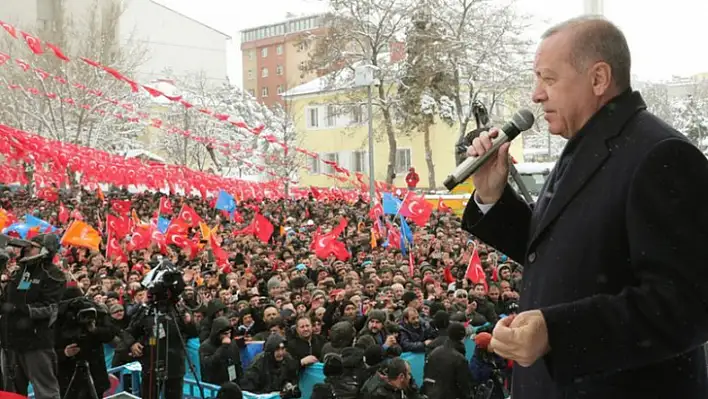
[355,64,379,204]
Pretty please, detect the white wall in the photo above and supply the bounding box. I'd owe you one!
[120,0,230,85]
[0,0,230,86]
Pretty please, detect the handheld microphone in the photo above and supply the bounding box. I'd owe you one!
[443,108,535,191]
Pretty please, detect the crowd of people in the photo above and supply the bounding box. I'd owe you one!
[0,184,523,399]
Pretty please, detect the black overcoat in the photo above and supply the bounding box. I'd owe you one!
[462,90,708,399]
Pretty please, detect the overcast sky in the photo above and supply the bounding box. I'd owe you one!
[156,0,705,87]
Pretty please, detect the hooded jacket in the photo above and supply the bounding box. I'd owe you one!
[321,321,355,357]
[199,316,243,385]
[240,334,299,394]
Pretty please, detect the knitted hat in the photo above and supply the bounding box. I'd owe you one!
[475,332,493,349]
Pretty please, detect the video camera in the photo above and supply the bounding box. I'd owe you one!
[61,296,99,350]
[141,257,185,307]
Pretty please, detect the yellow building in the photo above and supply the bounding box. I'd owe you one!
[282,78,524,190]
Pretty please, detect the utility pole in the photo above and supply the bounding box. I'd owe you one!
[584,0,604,15]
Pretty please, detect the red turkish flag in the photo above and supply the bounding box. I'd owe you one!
[0,21,17,38]
[252,213,274,243]
[399,192,433,226]
[177,204,202,227]
[437,197,451,213]
[58,203,69,224]
[106,231,127,263]
[106,214,130,238]
[20,31,43,54]
[159,197,173,215]
[111,199,131,216]
[126,225,153,251]
[45,42,69,61]
[465,245,487,291]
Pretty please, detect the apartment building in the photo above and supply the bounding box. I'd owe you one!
[240,14,325,108]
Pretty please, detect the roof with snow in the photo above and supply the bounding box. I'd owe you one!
[121,149,167,163]
[282,67,357,98]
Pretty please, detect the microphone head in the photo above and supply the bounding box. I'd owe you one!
[511,108,535,131]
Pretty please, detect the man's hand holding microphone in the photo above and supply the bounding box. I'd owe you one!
[466,119,550,368]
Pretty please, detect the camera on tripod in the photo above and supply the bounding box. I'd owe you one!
[63,296,99,345]
[141,257,185,307]
[280,382,302,399]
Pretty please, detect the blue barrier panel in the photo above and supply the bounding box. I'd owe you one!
[35,334,486,398]
[105,344,115,370]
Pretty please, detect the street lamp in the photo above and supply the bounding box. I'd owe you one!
[354,64,379,205]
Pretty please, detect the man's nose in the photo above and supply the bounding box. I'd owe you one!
[532,85,547,103]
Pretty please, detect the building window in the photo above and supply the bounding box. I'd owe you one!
[351,103,365,124]
[248,50,254,60]
[247,69,253,80]
[261,47,268,57]
[309,157,320,174]
[306,107,319,128]
[261,68,268,78]
[247,89,255,97]
[276,65,283,75]
[352,151,367,173]
[325,105,336,127]
[395,149,412,173]
[276,85,284,95]
[322,153,340,174]
[262,87,269,97]
[277,45,283,55]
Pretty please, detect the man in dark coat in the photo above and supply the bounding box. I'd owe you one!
[199,316,243,385]
[240,334,299,394]
[422,323,473,399]
[462,16,708,399]
[0,234,65,399]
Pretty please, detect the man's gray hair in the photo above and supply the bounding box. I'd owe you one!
[542,15,631,91]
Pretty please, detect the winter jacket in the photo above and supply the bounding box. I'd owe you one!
[240,334,299,394]
[199,316,243,385]
[422,340,473,399]
[0,256,65,352]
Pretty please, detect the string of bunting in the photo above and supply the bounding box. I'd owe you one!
[0,20,357,179]
[0,53,302,174]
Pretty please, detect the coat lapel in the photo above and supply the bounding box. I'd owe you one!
[528,91,648,249]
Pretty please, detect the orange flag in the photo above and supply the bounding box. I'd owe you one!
[96,186,105,202]
[61,220,101,251]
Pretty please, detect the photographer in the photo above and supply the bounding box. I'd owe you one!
[0,234,66,399]
[124,265,199,399]
[55,287,120,399]
[240,334,300,397]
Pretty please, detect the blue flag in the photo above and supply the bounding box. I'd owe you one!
[382,193,401,215]
[157,217,171,234]
[215,190,236,213]
[25,214,57,232]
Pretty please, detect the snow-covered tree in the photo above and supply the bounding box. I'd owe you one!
[396,5,457,188]
[641,82,675,125]
[259,99,305,194]
[0,0,148,152]
[426,0,534,137]
[160,71,302,181]
[304,0,413,184]
[673,93,708,153]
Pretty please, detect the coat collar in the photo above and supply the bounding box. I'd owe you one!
[528,90,647,249]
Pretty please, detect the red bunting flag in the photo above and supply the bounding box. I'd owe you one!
[20,31,42,54]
